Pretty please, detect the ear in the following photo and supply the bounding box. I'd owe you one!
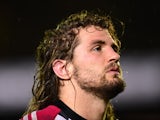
[52,59,71,80]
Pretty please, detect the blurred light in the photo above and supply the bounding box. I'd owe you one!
[0,52,160,111]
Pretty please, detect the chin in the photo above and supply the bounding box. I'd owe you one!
[106,76,120,82]
[108,73,121,80]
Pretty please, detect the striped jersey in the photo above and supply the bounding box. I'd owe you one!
[20,100,86,120]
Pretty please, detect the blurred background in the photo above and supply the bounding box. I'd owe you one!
[0,0,160,120]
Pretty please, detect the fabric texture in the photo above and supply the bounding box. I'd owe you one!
[20,105,61,120]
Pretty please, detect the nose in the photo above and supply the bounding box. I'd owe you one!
[108,48,120,62]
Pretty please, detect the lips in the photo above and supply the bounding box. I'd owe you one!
[107,65,120,74]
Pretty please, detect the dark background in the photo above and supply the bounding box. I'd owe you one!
[1,0,160,58]
[0,0,160,120]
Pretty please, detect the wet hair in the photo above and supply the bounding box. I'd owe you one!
[23,9,124,120]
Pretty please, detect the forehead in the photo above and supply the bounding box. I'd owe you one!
[77,26,115,44]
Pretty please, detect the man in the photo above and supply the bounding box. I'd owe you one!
[20,10,126,120]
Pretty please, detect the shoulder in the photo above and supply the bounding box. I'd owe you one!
[20,105,61,120]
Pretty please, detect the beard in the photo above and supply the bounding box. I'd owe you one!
[72,63,126,101]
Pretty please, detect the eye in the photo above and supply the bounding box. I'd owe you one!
[112,44,120,53]
[93,45,102,51]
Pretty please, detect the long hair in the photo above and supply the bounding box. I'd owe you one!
[23,10,124,120]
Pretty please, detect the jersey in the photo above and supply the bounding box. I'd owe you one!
[20,100,86,120]
[20,105,66,120]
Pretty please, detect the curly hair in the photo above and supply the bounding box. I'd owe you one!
[23,10,123,120]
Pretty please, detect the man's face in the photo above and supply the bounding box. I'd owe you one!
[71,26,125,100]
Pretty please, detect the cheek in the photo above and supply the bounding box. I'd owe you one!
[82,53,104,64]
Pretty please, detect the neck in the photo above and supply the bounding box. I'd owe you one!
[59,80,109,120]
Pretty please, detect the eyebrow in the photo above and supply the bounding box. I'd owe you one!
[91,40,106,45]
[90,39,119,50]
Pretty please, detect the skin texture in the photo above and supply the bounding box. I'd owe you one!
[53,26,125,120]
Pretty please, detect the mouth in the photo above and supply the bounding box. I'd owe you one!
[107,66,120,74]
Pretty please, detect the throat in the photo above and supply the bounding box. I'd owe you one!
[73,94,108,120]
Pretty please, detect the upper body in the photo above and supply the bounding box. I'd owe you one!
[21,10,126,120]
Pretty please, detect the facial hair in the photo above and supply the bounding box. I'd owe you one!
[72,62,126,101]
